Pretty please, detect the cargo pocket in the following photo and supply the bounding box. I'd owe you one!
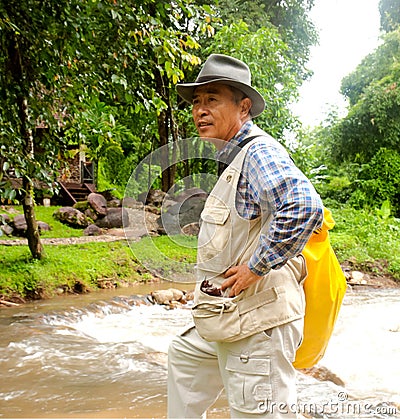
[197,206,231,271]
[225,353,272,414]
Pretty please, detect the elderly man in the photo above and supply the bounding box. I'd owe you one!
[168,54,323,418]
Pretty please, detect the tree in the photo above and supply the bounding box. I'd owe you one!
[380,0,400,32]
[1,0,321,250]
[200,0,317,83]
[310,21,400,213]
[0,0,73,259]
[69,0,214,193]
[0,0,211,259]
[333,29,400,162]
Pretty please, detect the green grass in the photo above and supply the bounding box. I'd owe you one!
[330,206,400,279]
[129,235,197,279]
[0,204,199,298]
[1,204,399,300]
[1,205,83,239]
[0,241,147,298]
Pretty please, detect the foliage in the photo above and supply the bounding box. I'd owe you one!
[341,29,400,106]
[212,0,317,83]
[1,0,322,203]
[0,1,74,195]
[64,101,134,161]
[348,148,400,213]
[329,205,400,279]
[380,0,400,32]
[309,27,400,216]
[334,29,400,162]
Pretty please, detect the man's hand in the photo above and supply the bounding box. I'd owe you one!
[221,264,263,297]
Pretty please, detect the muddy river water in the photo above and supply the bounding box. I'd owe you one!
[0,283,399,418]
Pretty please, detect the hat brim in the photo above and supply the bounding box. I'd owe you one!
[176,78,265,118]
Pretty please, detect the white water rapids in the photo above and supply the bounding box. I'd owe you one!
[0,285,399,418]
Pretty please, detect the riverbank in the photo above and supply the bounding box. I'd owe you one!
[0,240,400,307]
[1,203,400,306]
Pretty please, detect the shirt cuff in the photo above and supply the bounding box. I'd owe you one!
[248,259,271,277]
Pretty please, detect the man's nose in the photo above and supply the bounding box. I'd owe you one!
[193,103,209,117]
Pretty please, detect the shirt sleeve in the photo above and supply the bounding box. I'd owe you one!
[243,142,324,276]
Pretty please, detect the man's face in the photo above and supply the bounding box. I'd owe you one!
[192,83,250,145]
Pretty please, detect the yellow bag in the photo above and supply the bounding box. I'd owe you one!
[293,208,347,369]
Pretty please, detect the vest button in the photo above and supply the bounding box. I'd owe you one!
[240,353,249,363]
[226,175,232,182]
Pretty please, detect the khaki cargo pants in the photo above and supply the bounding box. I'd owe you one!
[168,319,303,418]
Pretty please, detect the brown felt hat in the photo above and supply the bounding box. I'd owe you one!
[176,54,265,117]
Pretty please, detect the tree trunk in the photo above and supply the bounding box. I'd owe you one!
[22,175,45,260]
[158,109,171,193]
[20,98,45,260]
[155,69,176,193]
[9,35,45,259]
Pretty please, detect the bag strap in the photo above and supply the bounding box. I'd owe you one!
[217,135,261,176]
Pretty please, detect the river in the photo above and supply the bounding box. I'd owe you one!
[0,283,399,418]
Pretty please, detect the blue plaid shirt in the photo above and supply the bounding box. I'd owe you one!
[217,121,323,276]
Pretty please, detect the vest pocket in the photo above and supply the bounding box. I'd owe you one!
[192,287,282,343]
[192,290,241,342]
[197,206,232,271]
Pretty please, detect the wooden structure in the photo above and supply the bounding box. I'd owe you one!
[58,150,96,205]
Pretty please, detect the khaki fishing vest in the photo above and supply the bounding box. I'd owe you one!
[193,135,307,342]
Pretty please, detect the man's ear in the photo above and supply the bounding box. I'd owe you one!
[241,98,252,116]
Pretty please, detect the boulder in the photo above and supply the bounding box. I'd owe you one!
[9,216,50,236]
[348,270,367,285]
[169,288,184,301]
[158,196,206,235]
[174,187,208,202]
[83,224,103,236]
[37,221,51,233]
[0,213,13,236]
[124,208,159,238]
[100,189,118,201]
[107,199,121,208]
[138,189,168,207]
[145,204,160,215]
[53,207,90,228]
[87,193,107,216]
[181,222,200,236]
[162,198,178,210]
[122,197,144,209]
[95,207,129,229]
[151,288,184,305]
[151,289,175,304]
[84,208,98,221]
[73,201,90,212]
[0,223,13,236]
[0,213,11,224]
[12,214,27,235]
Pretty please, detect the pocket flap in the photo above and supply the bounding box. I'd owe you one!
[201,207,230,225]
[226,354,271,376]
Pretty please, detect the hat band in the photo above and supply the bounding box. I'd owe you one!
[195,75,248,85]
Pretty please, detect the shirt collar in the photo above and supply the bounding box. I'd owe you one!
[217,120,254,160]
